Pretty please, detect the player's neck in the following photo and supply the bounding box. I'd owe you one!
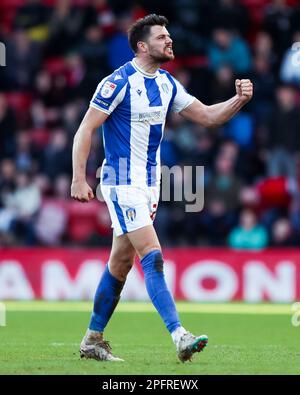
[133,57,160,76]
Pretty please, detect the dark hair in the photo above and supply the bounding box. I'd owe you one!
[128,14,169,53]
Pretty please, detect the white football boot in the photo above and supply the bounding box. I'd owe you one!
[80,329,124,362]
[175,330,208,363]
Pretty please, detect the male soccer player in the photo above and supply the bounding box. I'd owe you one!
[71,14,253,362]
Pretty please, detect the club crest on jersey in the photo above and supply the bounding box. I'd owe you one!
[126,208,136,222]
[161,83,169,94]
[101,81,117,98]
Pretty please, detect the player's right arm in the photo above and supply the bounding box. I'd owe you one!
[71,108,108,202]
[72,72,127,202]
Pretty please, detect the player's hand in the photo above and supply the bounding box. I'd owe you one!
[235,79,253,103]
[71,180,94,202]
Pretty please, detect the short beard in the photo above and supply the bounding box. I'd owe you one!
[149,48,174,63]
[151,54,174,63]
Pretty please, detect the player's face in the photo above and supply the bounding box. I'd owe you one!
[145,25,174,62]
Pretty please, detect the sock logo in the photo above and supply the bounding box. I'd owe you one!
[126,208,136,221]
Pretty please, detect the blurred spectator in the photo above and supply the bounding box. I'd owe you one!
[228,208,268,250]
[208,27,252,74]
[5,171,41,245]
[0,159,16,208]
[210,65,236,103]
[249,54,276,124]
[209,0,250,37]
[199,147,243,245]
[5,29,41,90]
[108,14,134,70]
[0,94,16,158]
[266,84,300,180]
[0,160,16,244]
[0,0,300,247]
[263,0,294,58]
[14,130,41,173]
[14,0,49,42]
[161,126,181,168]
[61,102,83,136]
[76,25,109,97]
[43,128,72,179]
[34,175,70,246]
[280,31,300,87]
[46,0,96,56]
[270,217,298,246]
[64,53,85,98]
[223,112,254,148]
[92,0,116,36]
[252,30,278,73]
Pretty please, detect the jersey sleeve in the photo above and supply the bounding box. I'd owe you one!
[171,77,195,113]
[90,75,127,115]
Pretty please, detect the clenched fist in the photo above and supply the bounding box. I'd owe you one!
[235,79,253,103]
[71,180,94,203]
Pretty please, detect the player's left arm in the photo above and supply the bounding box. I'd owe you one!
[180,79,253,128]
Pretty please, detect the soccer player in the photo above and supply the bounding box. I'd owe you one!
[71,14,253,362]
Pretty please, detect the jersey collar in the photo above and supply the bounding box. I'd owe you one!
[131,58,158,79]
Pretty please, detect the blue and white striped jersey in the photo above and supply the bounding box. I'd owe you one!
[90,58,195,186]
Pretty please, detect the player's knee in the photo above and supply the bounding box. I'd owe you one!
[139,245,161,260]
[109,254,134,281]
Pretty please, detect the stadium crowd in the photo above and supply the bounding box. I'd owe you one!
[0,0,300,248]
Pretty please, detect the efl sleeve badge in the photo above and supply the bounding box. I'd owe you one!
[100,81,117,98]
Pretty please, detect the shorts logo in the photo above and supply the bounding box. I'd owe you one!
[126,208,136,222]
[101,81,117,98]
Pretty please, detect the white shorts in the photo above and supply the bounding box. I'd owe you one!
[101,184,160,236]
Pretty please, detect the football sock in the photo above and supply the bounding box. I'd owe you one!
[141,250,181,333]
[89,264,125,332]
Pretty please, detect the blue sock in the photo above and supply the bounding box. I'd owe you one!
[141,250,181,333]
[89,265,125,332]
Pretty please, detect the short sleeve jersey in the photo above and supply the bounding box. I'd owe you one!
[90,58,195,186]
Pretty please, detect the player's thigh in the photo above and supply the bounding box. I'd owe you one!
[109,232,136,280]
[126,224,161,259]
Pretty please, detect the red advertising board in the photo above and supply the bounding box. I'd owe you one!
[0,248,300,302]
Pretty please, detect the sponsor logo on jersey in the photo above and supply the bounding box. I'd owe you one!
[101,81,117,98]
[94,98,109,107]
[126,208,136,222]
[114,74,122,81]
[138,110,163,123]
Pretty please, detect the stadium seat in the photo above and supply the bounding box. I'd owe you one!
[0,0,25,33]
[29,128,51,149]
[67,200,109,242]
[5,92,32,113]
[256,177,291,209]
[43,57,66,76]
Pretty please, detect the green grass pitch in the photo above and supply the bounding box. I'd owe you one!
[0,302,299,375]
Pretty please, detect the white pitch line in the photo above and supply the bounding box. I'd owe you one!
[2,301,294,315]
[50,342,78,347]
